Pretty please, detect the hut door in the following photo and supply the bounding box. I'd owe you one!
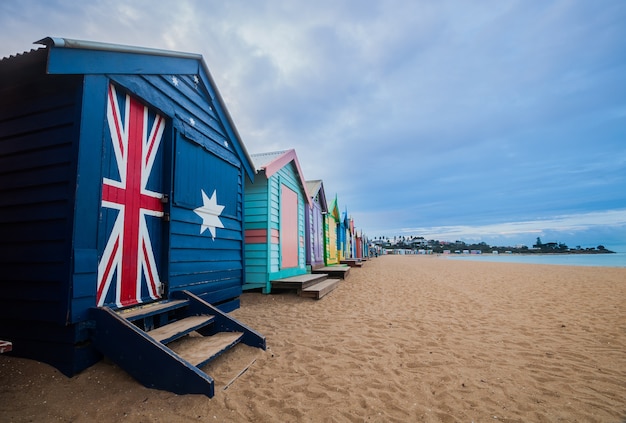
[280,185,299,268]
[96,84,168,309]
[312,203,323,263]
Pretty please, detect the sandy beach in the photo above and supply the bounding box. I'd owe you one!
[1,255,625,422]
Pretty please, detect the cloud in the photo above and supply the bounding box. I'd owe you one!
[1,0,625,247]
[374,209,626,246]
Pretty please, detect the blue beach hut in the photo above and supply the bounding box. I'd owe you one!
[243,149,311,293]
[0,37,264,397]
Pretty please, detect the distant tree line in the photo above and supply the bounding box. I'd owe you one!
[370,236,614,254]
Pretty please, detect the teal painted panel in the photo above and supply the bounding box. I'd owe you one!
[245,200,268,212]
[245,215,268,224]
[245,258,267,267]
[244,274,267,283]
[245,222,266,230]
[245,193,267,203]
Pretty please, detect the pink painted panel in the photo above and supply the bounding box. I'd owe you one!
[280,185,299,268]
[270,229,280,244]
[245,229,267,244]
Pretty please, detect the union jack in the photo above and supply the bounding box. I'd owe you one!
[97,84,166,308]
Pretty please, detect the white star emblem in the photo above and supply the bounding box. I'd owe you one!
[193,189,225,239]
[171,76,179,86]
[189,117,195,126]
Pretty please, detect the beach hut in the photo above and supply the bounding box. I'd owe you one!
[324,196,340,265]
[355,230,364,259]
[349,216,356,259]
[338,208,351,261]
[243,149,311,293]
[0,37,265,397]
[305,180,328,270]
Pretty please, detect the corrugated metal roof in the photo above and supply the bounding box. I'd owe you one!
[249,149,312,207]
[1,47,41,62]
[0,47,48,80]
[306,180,322,197]
[305,179,327,212]
[249,150,289,171]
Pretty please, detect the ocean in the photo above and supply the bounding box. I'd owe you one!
[443,251,626,268]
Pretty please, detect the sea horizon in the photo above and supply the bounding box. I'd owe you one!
[442,251,626,268]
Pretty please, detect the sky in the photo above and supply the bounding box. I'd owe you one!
[1,0,625,250]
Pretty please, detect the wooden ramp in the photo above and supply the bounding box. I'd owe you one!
[271,273,340,299]
[90,291,265,397]
[312,265,351,279]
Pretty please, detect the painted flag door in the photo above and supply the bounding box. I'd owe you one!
[97,84,167,308]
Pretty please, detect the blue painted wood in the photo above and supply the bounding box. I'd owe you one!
[0,39,259,380]
[90,306,216,397]
[47,47,200,76]
[0,67,81,331]
[173,291,266,349]
[90,290,263,397]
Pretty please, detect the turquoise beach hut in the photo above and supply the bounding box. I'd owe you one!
[243,149,311,293]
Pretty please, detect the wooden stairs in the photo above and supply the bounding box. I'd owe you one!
[271,273,340,299]
[89,290,265,398]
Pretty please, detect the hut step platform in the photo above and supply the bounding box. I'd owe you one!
[300,278,341,299]
[311,265,351,279]
[90,290,265,398]
[340,259,363,267]
[271,273,340,299]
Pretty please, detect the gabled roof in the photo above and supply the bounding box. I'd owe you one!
[250,149,312,207]
[3,36,255,180]
[305,179,328,212]
[341,207,350,225]
[327,194,340,222]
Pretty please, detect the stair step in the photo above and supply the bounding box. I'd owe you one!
[117,299,189,322]
[311,266,350,279]
[340,259,363,267]
[172,332,244,368]
[300,278,340,299]
[149,315,214,344]
[272,273,328,290]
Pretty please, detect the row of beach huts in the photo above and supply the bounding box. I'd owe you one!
[0,37,370,397]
